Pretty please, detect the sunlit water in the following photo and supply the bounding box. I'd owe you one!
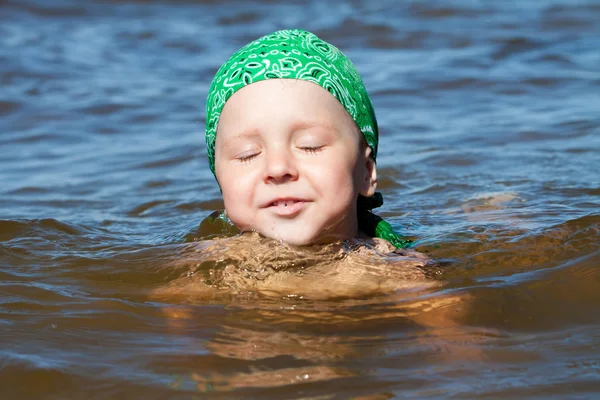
[1,0,599,398]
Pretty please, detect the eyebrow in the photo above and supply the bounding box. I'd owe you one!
[219,128,261,149]
[290,121,339,135]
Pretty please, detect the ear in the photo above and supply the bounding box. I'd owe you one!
[359,145,377,197]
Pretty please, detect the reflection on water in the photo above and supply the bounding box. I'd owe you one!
[1,0,600,398]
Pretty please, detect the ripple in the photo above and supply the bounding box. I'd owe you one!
[0,100,22,116]
[4,0,89,18]
[175,199,224,212]
[532,53,576,66]
[138,153,196,169]
[0,219,85,241]
[9,131,71,145]
[491,37,546,61]
[218,11,259,25]
[554,118,598,132]
[127,200,175,217]
[520,77,565,88]
[7,187,53,195]
[79,102,141,117]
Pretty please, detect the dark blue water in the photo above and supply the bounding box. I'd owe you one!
[1,0,599,398]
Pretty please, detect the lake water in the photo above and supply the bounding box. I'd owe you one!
[1,0,599,398]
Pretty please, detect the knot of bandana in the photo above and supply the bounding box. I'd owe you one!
[357,193,413,249]
[205,29,412,248]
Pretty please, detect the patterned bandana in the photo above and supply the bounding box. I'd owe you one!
[204,29,412,248]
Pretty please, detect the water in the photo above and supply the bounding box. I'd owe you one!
[1,0,599,398]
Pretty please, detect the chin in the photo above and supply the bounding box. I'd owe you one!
[252,224,318,246]
[262,226,352,247]
[262,231,317,246]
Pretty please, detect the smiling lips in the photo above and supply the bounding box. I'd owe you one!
[263,198,308,216]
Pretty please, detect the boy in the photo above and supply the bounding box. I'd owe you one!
[205,29,411,249]
[151,29,431,301]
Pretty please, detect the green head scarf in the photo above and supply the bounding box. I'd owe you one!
[205,29,412,249]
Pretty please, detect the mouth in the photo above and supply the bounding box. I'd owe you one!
[263,198,309,217]
[267,199,302,207]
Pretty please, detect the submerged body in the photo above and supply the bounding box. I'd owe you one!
[153,233,476,385]
[154,232,436,301]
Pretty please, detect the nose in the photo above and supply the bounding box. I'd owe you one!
[263,147,298,184]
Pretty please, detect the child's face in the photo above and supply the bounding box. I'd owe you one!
[214,79,377,246]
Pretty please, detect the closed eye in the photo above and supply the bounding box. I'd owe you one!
[299,146,324,154]
[236,151,261,163]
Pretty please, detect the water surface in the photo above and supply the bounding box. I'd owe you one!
[1,0,599,398]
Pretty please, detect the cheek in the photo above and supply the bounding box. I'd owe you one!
[221,186,251,229]
[216,166,257,226]
[306,160,357,197]
[219,174,252,205]
[328,149,360,183]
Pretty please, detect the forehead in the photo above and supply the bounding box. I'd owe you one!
[216,79,357,134]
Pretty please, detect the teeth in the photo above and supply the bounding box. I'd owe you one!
[274,200,296,207]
